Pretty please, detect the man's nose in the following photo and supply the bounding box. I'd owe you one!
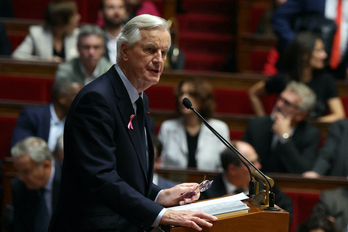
[153,51,164,64]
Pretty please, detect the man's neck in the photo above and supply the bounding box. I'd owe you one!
[53,102,67,120]
[105,26,122,38]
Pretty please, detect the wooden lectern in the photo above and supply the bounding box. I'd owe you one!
[170,199,289,232]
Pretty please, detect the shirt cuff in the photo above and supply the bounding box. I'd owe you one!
[152,208,167,227]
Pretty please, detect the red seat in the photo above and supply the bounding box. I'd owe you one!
[0,75,54,103]
[0,116,18,159]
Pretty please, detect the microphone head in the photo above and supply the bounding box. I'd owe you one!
[183,98,193,109]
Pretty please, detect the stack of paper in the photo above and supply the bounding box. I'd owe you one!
[168,193,249,215]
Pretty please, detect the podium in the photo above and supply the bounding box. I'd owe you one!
[170,199,289,232]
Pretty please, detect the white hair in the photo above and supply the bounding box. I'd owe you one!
[11,137,54,166]
[286,81,316,112]
[116,14,171,62]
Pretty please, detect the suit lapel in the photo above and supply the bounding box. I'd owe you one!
[107,67,148,180]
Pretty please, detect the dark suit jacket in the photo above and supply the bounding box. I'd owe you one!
[243,116,321,174]
[312,119,348,176]
[271,0,326,53]
[312,187,348,232]
[11,105,51,147]
[49,66,163,231]
[9,160,62,232]
[200,174,293,222]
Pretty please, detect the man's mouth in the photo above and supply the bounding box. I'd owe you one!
[149,68,159,74]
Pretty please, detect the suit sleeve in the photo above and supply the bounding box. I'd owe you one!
[276,126,321,173]
[311,121,342,175]
[70,91,163,229]
[271,0,303,53]
[12,34,36,60]
[11,108,37,147]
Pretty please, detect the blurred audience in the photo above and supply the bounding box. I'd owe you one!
[99,0,127,63]
[11,78,82,151]
[152,136,178,189]
[310,187,348,232]
[5,137,62,232]
[254,0,287,35]
[165,18,185,70]
[296,215,339,232]
[200,141,293,222]
[55,25,112,85]
[125,0,160,21]
[249,32,345,123]
[0,22,12,56]
[158,77,230,171]
[244,81,321,174]
[272,0,348,80]
[12,0,80,62]
[303,119,348,178]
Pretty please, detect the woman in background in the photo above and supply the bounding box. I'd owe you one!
[249,32,345,123]
[12,0,80,62]
[158,77,230,171]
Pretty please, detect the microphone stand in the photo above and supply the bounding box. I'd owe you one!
[183,98,279,210]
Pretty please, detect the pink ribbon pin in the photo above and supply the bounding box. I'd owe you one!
[128,114,135,130]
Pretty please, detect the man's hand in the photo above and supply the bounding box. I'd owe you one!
[272,111,291,136]
[160,209,217,231]
[157,183,200,207]
[302,171,320,179]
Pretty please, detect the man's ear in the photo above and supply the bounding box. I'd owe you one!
[121,43,129,61]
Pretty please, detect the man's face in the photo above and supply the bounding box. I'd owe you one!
[272,89,302,119]
[78,35,105,69]
[13,155,50,190]
[102,0,127,27]
[122,28,170,91]
[60,82,83,110]
[231,145,262,188]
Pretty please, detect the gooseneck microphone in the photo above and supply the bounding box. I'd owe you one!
[183,98,279,210]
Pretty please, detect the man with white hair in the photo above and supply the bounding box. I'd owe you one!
[49,15,216,232]
[243,81,321,174]
[7,136,61,232]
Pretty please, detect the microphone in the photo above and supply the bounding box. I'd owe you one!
[183,98,279,210]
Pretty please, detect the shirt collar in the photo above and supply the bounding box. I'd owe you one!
[114,63,143,107]
[44,161,55,192]
[222,173,237,195]
[49,103,65,124]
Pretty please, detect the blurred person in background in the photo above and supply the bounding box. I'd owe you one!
[249,32,345,123]
[55,25,112,85]
[12,0,80,62]
[158,77,230,171]
[99,0,128,63]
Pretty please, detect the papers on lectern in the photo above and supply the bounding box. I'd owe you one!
[169,193,249,215]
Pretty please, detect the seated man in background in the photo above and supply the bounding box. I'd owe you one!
[11,78,82,151]
[243,81,321,174]
[56,25,112,85]
[5,137,62,232]
[310,187,348,232]
[99,0,127,63]
[200,141,293,222]
[152,136,178,189]
[303,119,348,178]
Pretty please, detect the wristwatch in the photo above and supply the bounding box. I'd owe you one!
[279,133,290,144]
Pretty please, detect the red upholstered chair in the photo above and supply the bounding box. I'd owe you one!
[0,117,18,159]
[285,191,320,232]
[0,75,54,103]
